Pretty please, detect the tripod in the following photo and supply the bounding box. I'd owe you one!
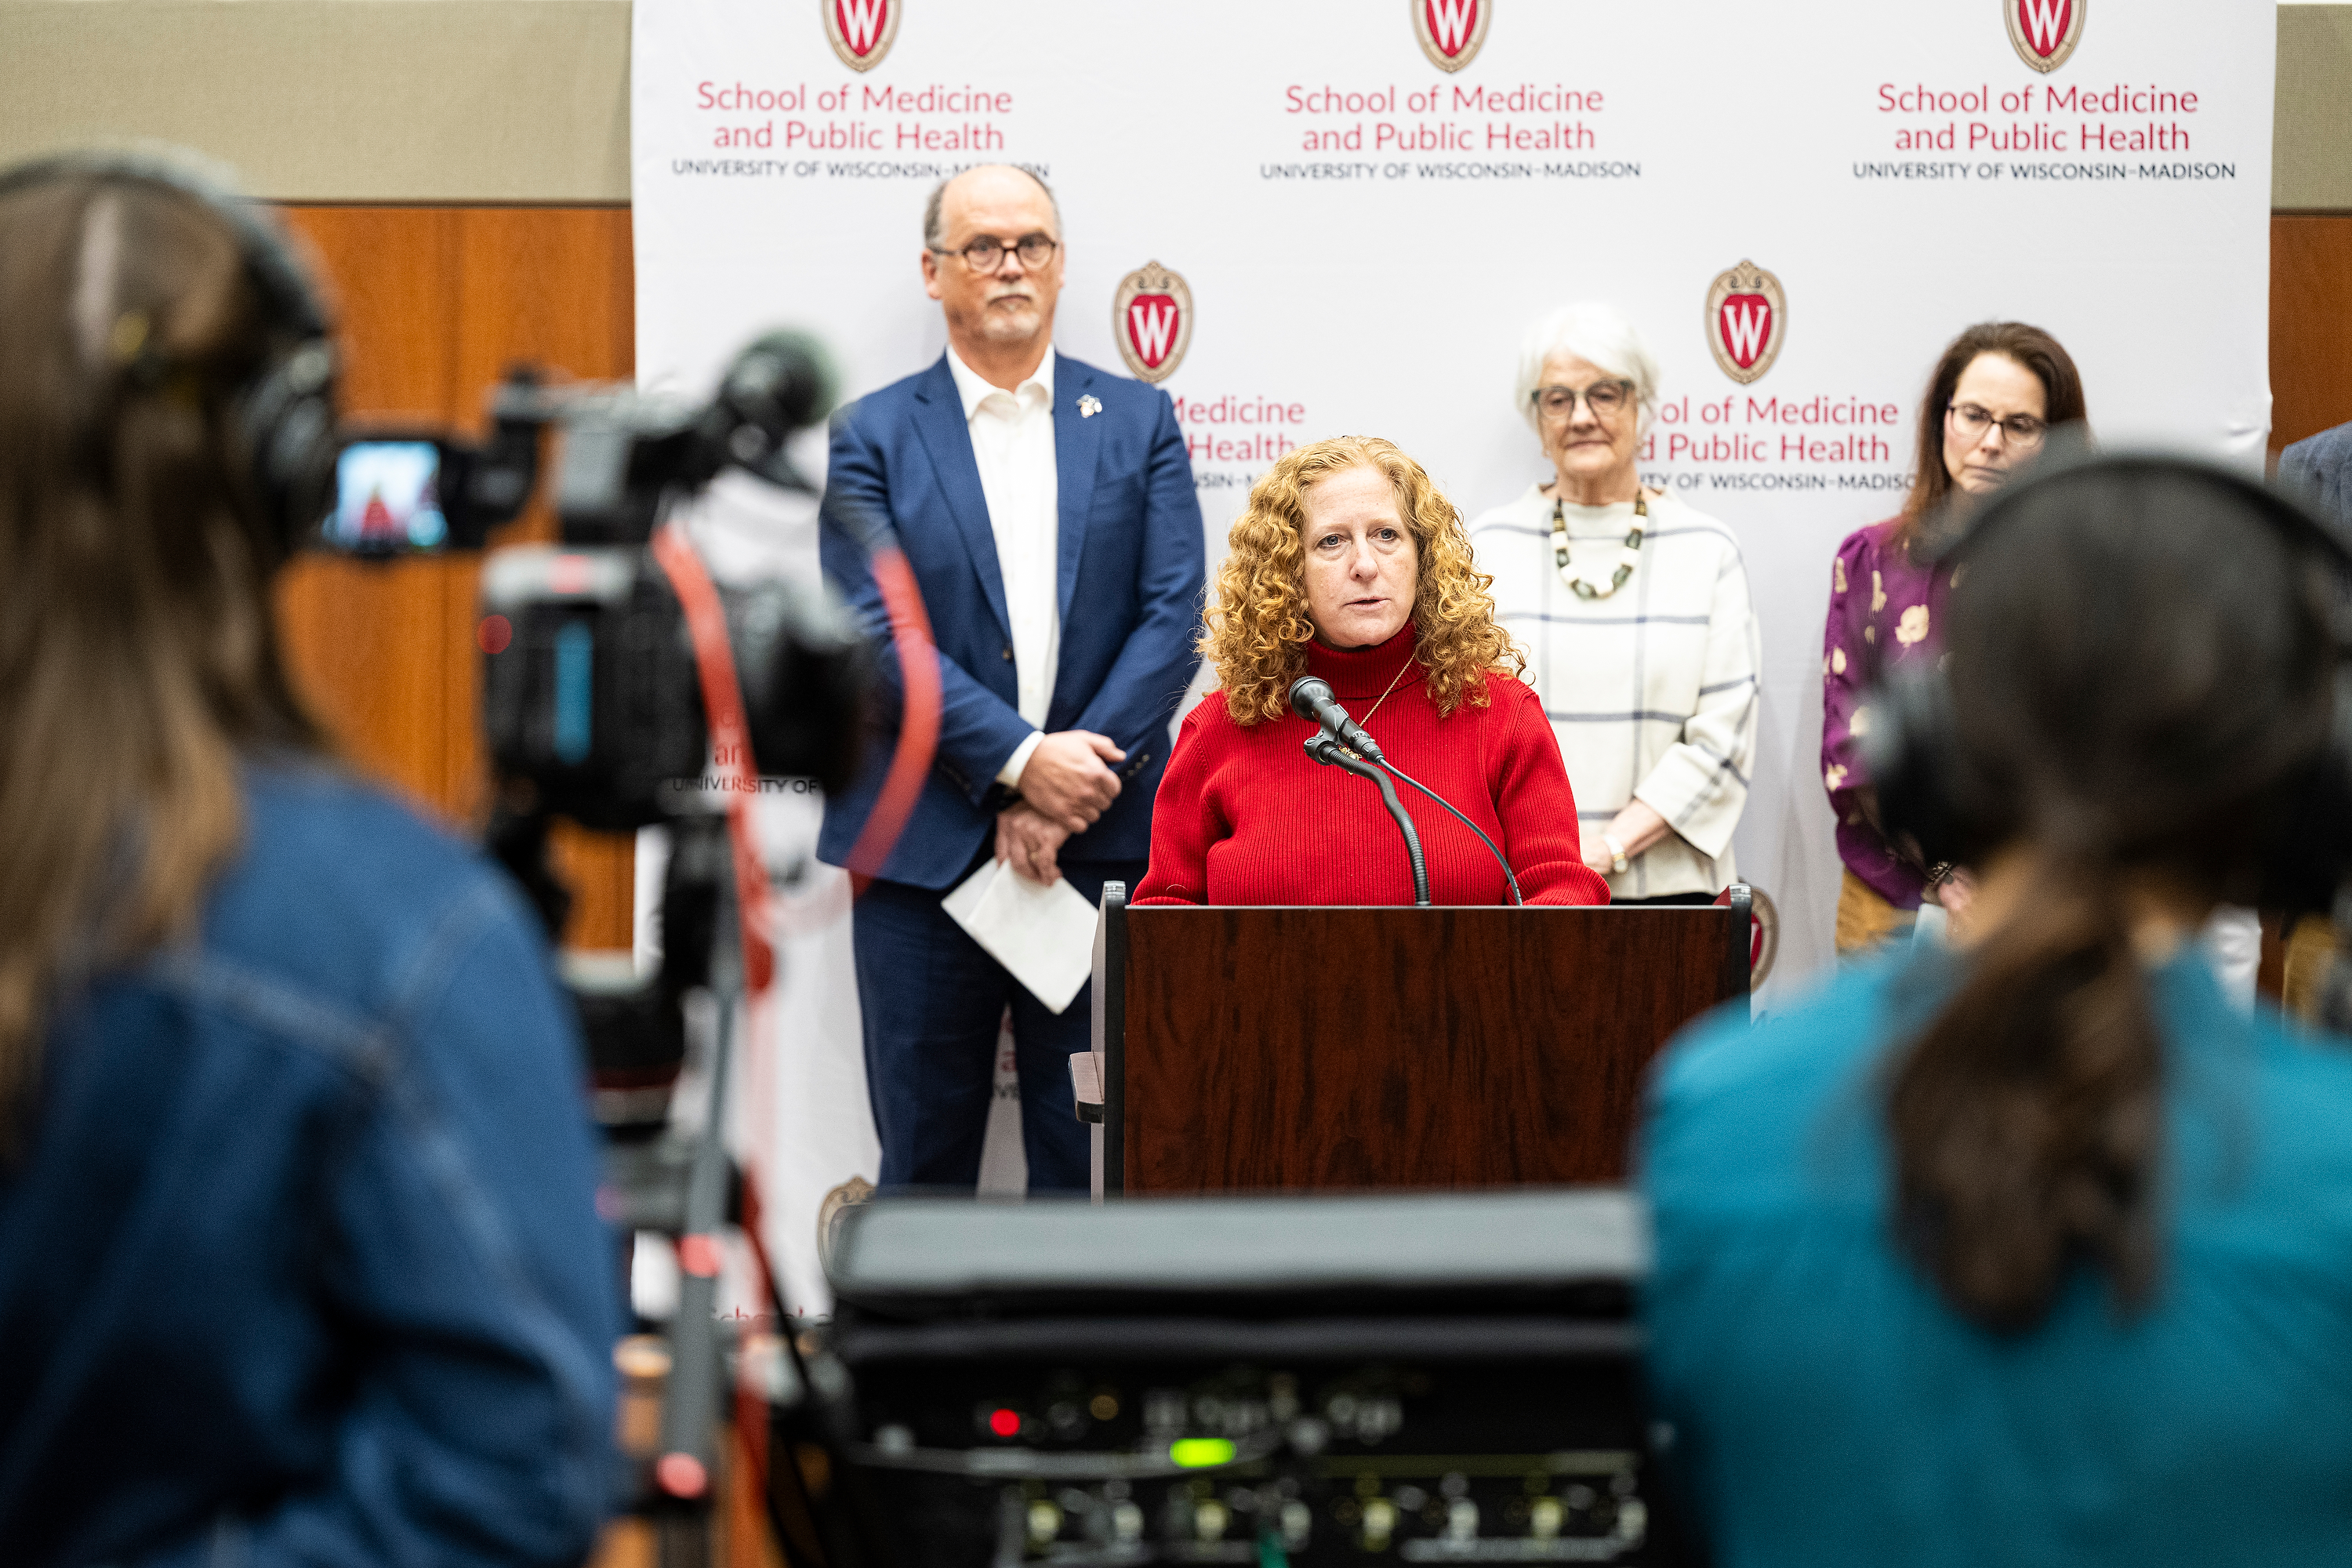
[495,803,887,1568]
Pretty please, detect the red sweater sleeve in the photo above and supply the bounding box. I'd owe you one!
[1131,701,1224,906]
[1493,681,1612,906]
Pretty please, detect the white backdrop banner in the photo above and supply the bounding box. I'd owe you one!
[630,0,2277,1304]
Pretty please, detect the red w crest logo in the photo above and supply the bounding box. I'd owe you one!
[1126,296,1181,372]
[1414,0,1492,72]
[1719,297,1773,372]
[825,0,899,71]
[1704,260,1788,386]
[1112,262,1193,386]
[2005,0,2084,73]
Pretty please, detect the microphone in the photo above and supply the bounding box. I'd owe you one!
[1288,676,1385,761]
[1290,677,1526,906]
[692,328,840,493]
[720,328,839,444]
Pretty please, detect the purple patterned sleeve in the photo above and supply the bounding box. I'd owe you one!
[1820,529,1876,809]
[1820,517,1948,909]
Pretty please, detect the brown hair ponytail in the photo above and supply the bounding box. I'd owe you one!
[1889,855,2161,1329]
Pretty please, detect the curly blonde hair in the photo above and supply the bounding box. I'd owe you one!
[1202,436,1523,724]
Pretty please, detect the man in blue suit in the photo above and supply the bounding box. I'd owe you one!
[817,165,1204,1192]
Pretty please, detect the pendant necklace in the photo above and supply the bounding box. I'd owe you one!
[1356,647,1413,728]
[1318,635,1415,757]
[1552,488,1648,600]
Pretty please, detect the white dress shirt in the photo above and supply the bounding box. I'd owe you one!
[945,344,1060,788]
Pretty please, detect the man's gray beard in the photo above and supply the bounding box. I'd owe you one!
[976,301,1046,345]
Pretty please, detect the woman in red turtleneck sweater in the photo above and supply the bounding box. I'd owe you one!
[1135,435,1609,907]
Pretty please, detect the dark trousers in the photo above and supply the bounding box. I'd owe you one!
[851,858,1143,1192]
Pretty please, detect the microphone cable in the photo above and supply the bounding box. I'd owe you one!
[1375,758,1526,907]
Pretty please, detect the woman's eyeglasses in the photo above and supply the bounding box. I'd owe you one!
[1531,381,1634,421]
[1947,401,2048,448]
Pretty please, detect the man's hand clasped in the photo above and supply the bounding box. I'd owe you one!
[995,729,1124,885]
[1019,730,1124,831]
[994,804,1070,884]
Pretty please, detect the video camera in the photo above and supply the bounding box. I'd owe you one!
[314,330,874,1110]
[324,333,870,821]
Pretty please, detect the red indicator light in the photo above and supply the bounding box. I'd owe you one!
[988,1408,1021,1438]
[477,615,513,655]
[655,1452,709,1497]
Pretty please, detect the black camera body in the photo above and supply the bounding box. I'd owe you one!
[448,333,865,834]
[314,331,913,1541]
[324,331,868,837]
[478,543,868,833]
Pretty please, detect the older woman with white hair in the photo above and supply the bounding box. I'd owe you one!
[1468,303,1761,903]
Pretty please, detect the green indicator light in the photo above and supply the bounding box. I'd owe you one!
[1170,1439,1236,1468]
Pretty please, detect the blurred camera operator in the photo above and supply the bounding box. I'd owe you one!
[0,158,619,1565]
[1642,456,2352,1565]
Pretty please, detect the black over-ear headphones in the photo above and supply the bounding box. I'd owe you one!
[1864,448,2352,915]
[0,149,341,561]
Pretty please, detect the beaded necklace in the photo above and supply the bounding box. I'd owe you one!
[1550,489,1649,600]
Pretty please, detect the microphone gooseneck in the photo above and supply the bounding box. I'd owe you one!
[1379,760,1525,906]
[1304,729,1429,906]
[1291,670,1526,906]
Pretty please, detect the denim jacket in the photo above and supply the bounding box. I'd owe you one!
[0,764,621,1566]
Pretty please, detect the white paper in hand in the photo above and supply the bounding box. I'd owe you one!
[942,858,1100,1014]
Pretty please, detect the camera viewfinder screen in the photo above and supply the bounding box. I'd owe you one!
[330,441,448,551]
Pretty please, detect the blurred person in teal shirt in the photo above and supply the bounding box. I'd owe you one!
[1641,455,2352,1566]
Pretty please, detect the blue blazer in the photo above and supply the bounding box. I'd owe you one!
[816,352,1205,889]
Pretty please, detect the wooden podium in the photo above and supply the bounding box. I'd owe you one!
[1071,886,1751,1196]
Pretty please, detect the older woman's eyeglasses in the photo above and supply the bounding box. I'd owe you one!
[1532,381,1634,421]
[930,233,1060,273]
[1947,401,2047,448]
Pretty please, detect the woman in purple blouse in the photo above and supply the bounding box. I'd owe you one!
[1823,322,2089,953]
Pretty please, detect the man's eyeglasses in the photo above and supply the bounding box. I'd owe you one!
[1531,381,1635,421]
[1947,401,2048,448]
[930,233,1059,274]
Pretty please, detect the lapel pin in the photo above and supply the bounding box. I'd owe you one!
[1077,394,1102,419]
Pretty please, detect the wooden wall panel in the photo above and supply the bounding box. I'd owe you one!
[2270,215,2352,456]
[283,206,463,418]
[271,204,637,949]
[274,208,466,818]
[451,208,636,437]
[274,556,467,812]
[2262,214,2352,1003]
